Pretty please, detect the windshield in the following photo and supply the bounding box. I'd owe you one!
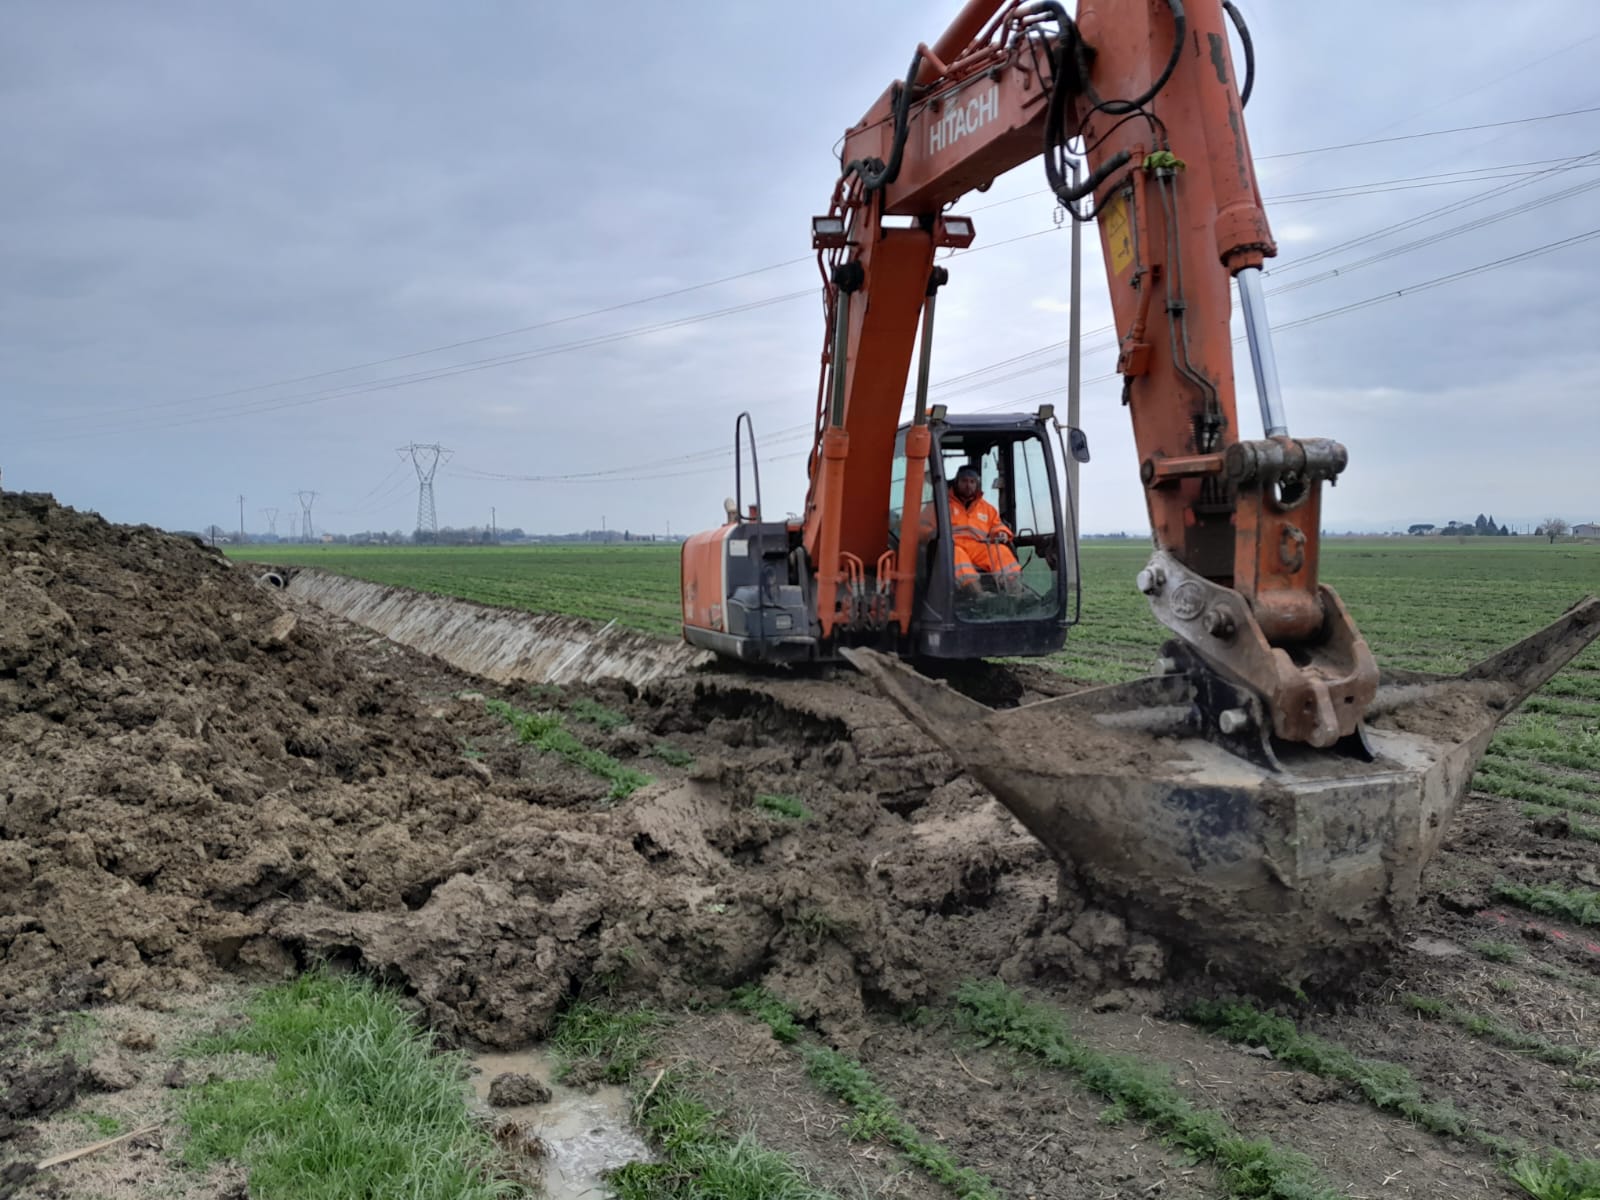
[937,431,1063,624]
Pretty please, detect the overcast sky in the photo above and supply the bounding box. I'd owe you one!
[4,1,1598,539]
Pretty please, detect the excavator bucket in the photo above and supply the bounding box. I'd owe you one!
[843,596,1600,986]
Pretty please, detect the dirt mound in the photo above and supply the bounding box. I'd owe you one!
[0,493,495,1006]
[0,492,1175,1053]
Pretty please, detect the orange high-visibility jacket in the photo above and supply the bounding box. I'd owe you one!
[947,492,1013,547]
[947,491,1020,581]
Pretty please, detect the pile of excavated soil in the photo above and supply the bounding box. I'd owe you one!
[5,492,1152,1051]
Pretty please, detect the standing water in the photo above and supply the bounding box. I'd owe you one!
[469,1047,654,1198]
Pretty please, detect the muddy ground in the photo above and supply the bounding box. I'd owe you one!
[2,491,1598,1198]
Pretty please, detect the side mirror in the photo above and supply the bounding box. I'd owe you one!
[1068,427,1091,464]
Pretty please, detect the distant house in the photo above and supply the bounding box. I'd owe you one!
[1575,522,1600,538]
[1407,523,1435,535]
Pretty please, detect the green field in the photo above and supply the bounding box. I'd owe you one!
[239,539,1599,814]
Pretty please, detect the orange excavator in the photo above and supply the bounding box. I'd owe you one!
[682,0,1599,981]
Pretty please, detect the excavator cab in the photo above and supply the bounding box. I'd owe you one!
[891,411,1080,659]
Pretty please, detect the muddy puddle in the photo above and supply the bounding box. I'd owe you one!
[469,1048,652,1197]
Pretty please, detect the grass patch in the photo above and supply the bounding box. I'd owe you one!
[755,793,810,820]
[568,697,630,729]
[179,970,518,1200]
[1524,804,1600,842]
[1186,1000,1600,1198]
[551,1000,835,1200]
[71,1111,123,1137]
[1493,881,1600,928]
[735,987,1000,1200]
[652,742,695,768]
[486,698,651,799]
[1507,1153,1600,1200]
[610,1069,837,1200]
[1472,940,1600,996]
[1476,766,1600,816]
[1186,1000,1472,1136]
[959,983,1340,1200]
[550,1001,662,1084]
[1401,994,1596,1072]
[1473,940,1525,963]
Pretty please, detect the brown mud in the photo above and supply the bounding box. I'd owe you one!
[3,491,1599,1196]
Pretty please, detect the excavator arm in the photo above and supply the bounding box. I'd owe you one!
[804,0,1375,748]
[685,0,1600,982]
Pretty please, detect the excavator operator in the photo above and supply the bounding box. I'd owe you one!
[948,465,1024,594]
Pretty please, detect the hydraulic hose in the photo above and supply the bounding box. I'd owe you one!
[1035,0,1185,207]
[1222,0,1254,107]
[844,51,923,192]
[1087,0,1187,116]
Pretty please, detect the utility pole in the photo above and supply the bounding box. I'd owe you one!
[238,494,246,543]
[1066,158,1083,586]
[260,507,279,538]
[296,491,318,543]
[490,506,496,544]
[398,443,451,541]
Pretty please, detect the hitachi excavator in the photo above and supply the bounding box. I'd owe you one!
[681,0,1599,982]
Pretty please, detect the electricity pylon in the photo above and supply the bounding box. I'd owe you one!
[398,444,451,540]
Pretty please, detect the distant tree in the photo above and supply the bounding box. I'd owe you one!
[1499,523,1510,536]
[1474,513,1490,534]
[1541,518,1570,543]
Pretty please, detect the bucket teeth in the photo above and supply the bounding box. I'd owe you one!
[842,595,1600,986]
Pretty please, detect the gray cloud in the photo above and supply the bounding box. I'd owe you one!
[3,0,1597,539]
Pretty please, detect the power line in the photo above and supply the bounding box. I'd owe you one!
[39,107,1600,439]
[1256,104,1600,161]
[36,155,1593,449]
[1268,175,1600,297]
[455,225,1600,487]
[45,256,818,427]
[1268,152,1600,275]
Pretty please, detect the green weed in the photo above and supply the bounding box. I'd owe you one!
[1186,999,1600,1196]
[1186,1000,1470,1137]
[755,793,810,820]
[1493,881,1600,928]
[549,998,834,1200]
[71,1111,123,1137]
[179,970,518,1199]
[1476,767,1600,815]
[1401,994,1595,1071]
[1472,940,1525,963]
[610,1070,836,1200]
[1507,1152,1600,1200]
[959,982,1339,1199]
[485,698,651,799]
[1522,805,1600,843]
[652,743,695,768]
[568,697,630,729]
[1473,940,1600,997]
[550,1002,661,1084]
[734,988,999,1200]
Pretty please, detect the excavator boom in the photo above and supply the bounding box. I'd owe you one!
[805,0,1376,747]
[683,0,1600,981]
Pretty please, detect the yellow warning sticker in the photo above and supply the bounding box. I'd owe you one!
[1102,193,1134,275]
